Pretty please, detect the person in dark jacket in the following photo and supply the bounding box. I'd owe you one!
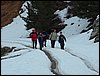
[30,29,38,49]
[58,32,66,50]
[42,31,48,47]
[38,32,44,50]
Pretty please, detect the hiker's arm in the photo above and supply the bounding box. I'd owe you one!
[29,32,32,38]
[63,35,66,42]
[49,33,52,40]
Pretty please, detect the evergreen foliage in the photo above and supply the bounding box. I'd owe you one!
[68,1,99,26]
[21,1,62,32]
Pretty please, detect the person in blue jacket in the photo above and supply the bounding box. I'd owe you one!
[38,32,44,50]
[42,31,48,47]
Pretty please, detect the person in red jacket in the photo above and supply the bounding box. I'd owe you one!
[30,29,38,49]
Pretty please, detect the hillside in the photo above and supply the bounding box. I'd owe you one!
[1,1,99,75]
[1,1,24,27]
[1,1,99,42]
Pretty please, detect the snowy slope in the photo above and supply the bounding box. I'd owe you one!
[1,1,99,75]
[1,1,31,41]
[62,16,90,37]
[1,49,53,75]
[55,8,90,37]
[1,30,99,75]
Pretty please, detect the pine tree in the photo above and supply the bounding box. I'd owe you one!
[21,1,64,33]
[68,1,99,26]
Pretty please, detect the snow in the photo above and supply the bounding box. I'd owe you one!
[1,16,29,40]
[54,7,68,22]
[1,49,53,75]
[44,29,99,75]
[1,1,30,41]
[63,1,71,3]
[1,1,99,75]
[54,6,90,37]
[66,30,99,72]
[2,29,99,75]
[43,48,98,75]
[96,15,99,20]
[63,16,89,37]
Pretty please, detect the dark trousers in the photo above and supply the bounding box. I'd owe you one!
[43,40,46,47]
[32,40,37,48]
[39,42,43,50]
[39,41,43,50]
[60,43,64,50]
[51,40,56,48]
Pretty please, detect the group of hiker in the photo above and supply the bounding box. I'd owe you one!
[30,29,66,50]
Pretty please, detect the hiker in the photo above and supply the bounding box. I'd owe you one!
[58,32,66,50]
[49,29,58,48]
[42,31,48,47]
[30,29,38,49]
[38,32,44,50]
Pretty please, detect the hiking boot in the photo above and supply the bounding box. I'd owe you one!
[35,47,37,49]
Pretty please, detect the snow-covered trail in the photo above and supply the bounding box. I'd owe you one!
[1,1,99,75]
[1,39,99,75]
[43,47,98,75]
[41,49,62,75]
[1,48,54,75]
[1,40,61,75]
[64,48,99,73]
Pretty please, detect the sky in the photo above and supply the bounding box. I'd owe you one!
[1,1,99,75]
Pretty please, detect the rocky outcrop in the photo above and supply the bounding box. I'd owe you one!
[89,17,99,43]
[1,1,24,27]
[1,47,16,57]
